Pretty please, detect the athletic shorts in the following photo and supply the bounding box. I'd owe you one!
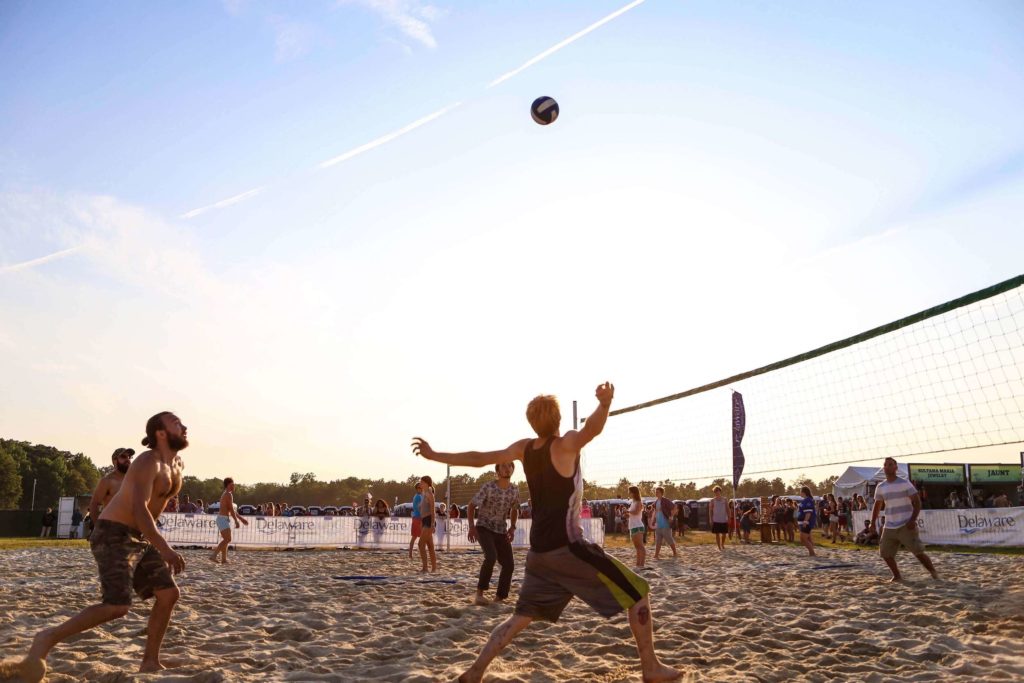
[629,526,644,536]
[712,522,728,534]
[515,542,650,622]
[799,522,815,533]
[216,515,231,532]
[879,524,925,559]
[411,517,422,537]
[90,520,176,606]
[655,527,674,544]
[421,515,433,530]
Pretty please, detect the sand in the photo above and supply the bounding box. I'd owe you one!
[1,542,1023,682]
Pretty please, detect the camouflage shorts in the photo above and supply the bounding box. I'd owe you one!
[90,520,176,605]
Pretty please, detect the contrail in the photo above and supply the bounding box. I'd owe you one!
[180,186,264,220]
[0,246,81,274]
[318,102,462,169]
[177,1,647,216]
[488,0,647,88]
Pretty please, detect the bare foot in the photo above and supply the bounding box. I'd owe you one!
[473,593,490,606]
[19,658,47,683]
[458,669,481,683]
[888,575,903,583]
[209,554,220,563]
[139,659,166,673]
[643,662,683,682]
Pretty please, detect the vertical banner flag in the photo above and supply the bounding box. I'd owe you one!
[732,391,746,494]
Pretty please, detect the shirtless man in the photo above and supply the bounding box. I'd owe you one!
[210,477,248,564]
[413,382,680,683]
[88,447,135,524]
[418,476,438,573]
[14,412,187,681]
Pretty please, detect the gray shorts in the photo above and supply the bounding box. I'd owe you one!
[654,527,674,545]
[515,542,650,622]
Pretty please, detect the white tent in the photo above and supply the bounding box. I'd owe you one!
[833,463,909,500]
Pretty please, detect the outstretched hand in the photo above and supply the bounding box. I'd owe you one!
[595,381,615,407]
[411,437,435,461]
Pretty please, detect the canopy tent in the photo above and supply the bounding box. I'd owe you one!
[833,463,909,501]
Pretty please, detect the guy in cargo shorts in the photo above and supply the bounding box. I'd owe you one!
[14,412,188,682]
[870,456,939,582]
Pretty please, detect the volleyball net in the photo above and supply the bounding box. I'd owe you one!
[577,274,1024,497]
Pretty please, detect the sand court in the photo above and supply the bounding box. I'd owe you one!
[1,543,1022,681]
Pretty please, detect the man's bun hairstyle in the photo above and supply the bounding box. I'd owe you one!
[142,411,173,448]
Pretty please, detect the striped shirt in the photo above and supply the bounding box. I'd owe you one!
[874,478,918,529]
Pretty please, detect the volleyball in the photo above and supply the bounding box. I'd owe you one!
[530,96,559,125]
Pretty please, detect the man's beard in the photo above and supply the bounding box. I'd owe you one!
[116,462,130,474]
[167,433,189,451]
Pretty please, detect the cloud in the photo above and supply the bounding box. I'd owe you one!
[318,102,461,168]
[343,0,443,49]
[180,186,263,220]
[488,0,647,88]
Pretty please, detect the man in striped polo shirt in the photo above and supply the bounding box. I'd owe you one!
[870,457,939,582]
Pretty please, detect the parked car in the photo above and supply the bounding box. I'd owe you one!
[306,505,324,516]
[321,506,339,517]
[287,506,308,516]
[338,506,354,516]
[238,504,258,516]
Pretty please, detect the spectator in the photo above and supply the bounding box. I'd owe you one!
[993,491,1010,508]
[179,495,197,514]
[195,498,205,514]
[710,486,729,551]
[798,486,817,557]
[738,500,755,544]
[580,499,592,519]
[40,508,55,538]
[652,487,677,559]
[373,499,391,520]
[70,507,83,539]
[449,503,460,520]
[676,501,688,539]
[855,519,879,545]
[627,486,646,568]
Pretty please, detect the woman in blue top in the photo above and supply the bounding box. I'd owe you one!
[798,486,817,557]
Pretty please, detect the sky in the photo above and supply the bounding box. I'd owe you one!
[2,0,1023,491]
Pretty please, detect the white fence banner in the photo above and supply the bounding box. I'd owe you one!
[158,514,605,549]
[852,508,1024,547]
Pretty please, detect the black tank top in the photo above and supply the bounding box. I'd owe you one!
[523,437,584,552]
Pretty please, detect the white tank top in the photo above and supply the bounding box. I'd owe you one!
[628,501,644,528]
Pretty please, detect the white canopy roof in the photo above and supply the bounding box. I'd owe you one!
[833,463,909,498]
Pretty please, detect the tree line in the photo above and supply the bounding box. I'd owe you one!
[1,437,840,511]
[0,439,102,510]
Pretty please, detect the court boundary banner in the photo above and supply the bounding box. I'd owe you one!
[852,508,1024,547]
[158,514,605,549]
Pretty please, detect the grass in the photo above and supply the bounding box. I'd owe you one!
[0,538,89,550]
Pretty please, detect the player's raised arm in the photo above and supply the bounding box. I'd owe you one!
[559,382,615,453]
[411,437,529,468]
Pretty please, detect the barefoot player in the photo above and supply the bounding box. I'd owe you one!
[17,412,188,680]
[413,382,681,683]
[210,477,248,564]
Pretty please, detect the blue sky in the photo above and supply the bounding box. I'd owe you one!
[2,0,1023,488]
